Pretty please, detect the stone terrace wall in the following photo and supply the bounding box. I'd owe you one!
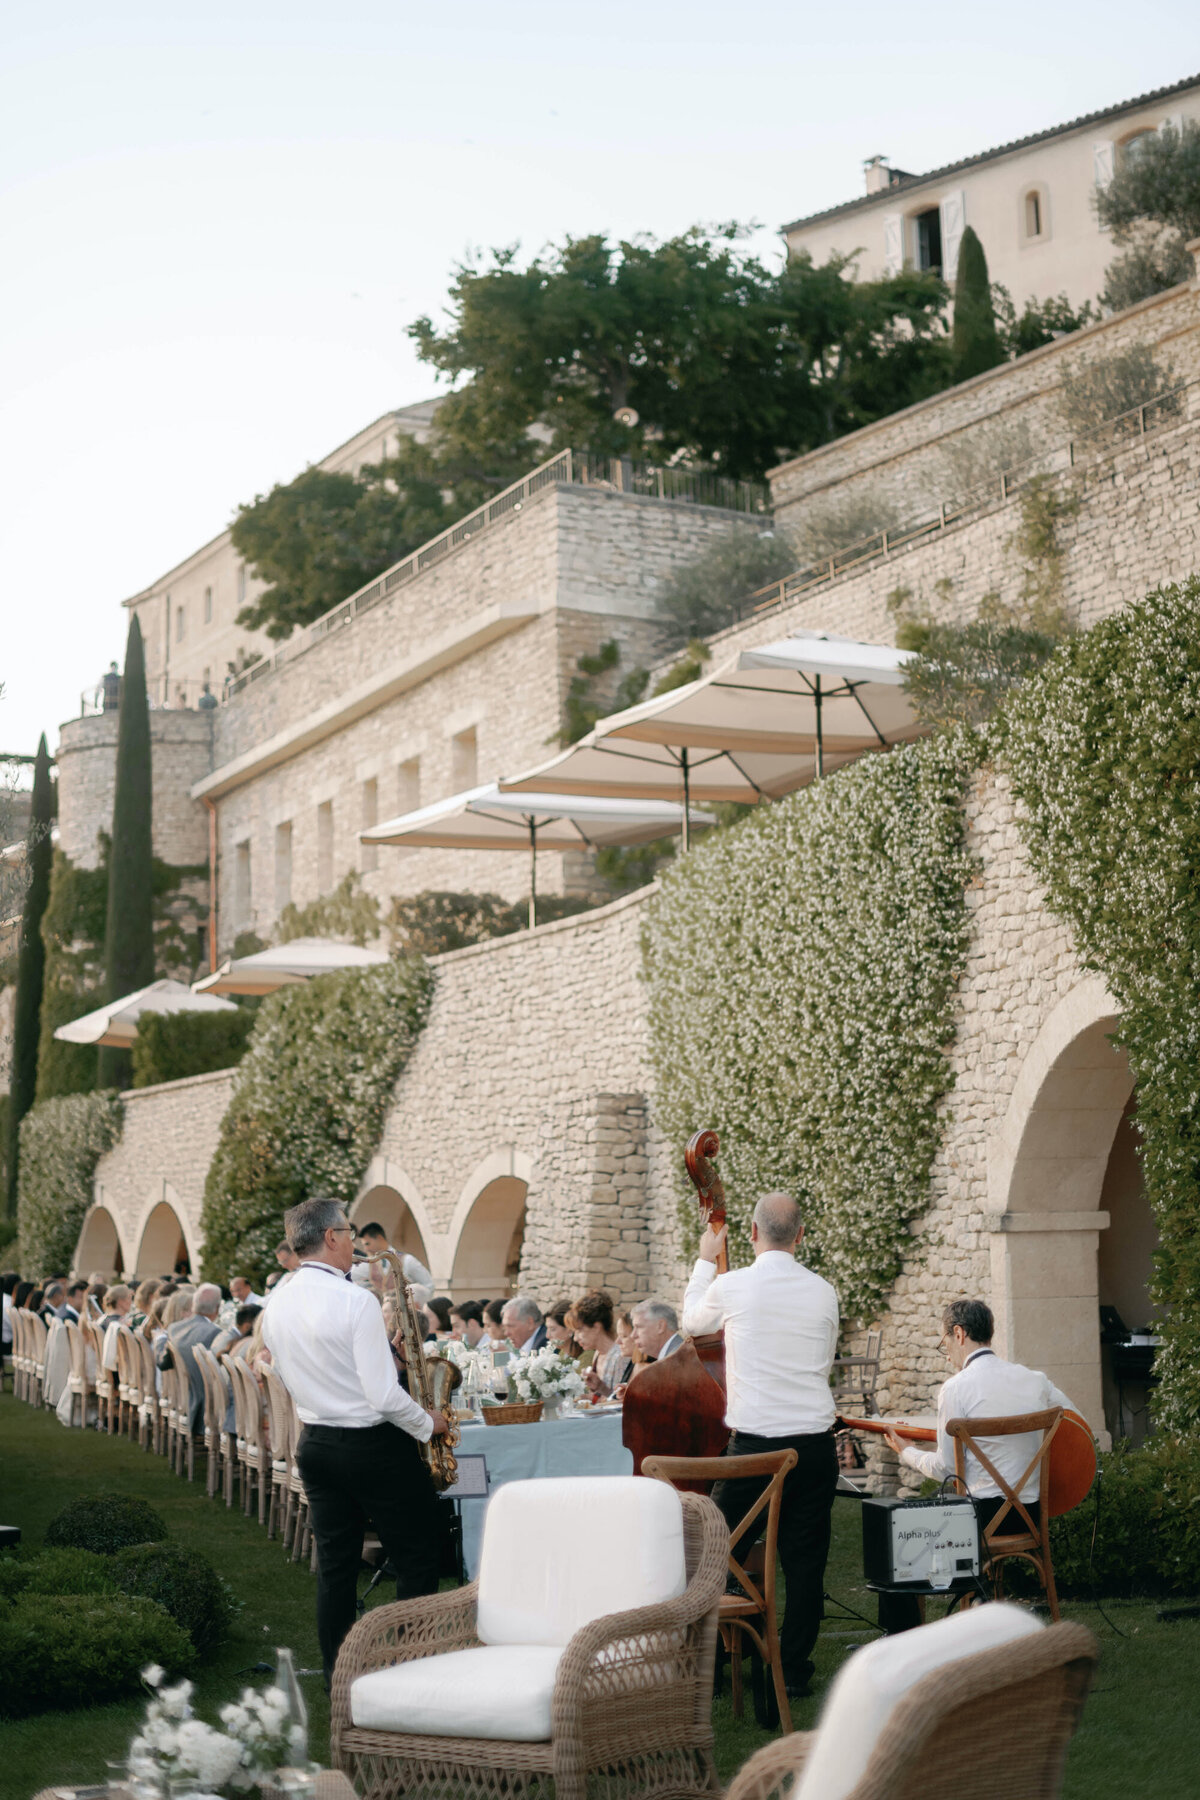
[768,283,1200,533]
[93,1068,235,1273]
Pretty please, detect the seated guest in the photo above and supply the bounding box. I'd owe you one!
[131,1278,162,1326]
[271,1239,301,1291]
[501,1295,547,1353]
[27,1287,46,1317]
[229,1274,267,1307]
[214,1302,262,1359]
[41,1281,71,1322]
[631,1299,684,1362]
[101,1284,134,1330]
[142,1295,169,1344]
[1,1271,17,1360]
[13,1280,36,1313]
[483,1298,508,1345]
[164,1284,222,1430]
[545,1299,581,1359]
[884,1298,1076,1539]
[575,1290,629,1397]
[83,1282,107,1319]
[423,1296,454,1343]
[64,1280,89,1321]
[449,1300,486,1348]
[616,1308,644,1369]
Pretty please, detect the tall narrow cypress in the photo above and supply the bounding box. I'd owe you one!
[98,615,155,1089]
[5,734,54,1218]
[951,226,1004,382]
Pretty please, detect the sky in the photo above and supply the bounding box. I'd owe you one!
[2,1,1197,773]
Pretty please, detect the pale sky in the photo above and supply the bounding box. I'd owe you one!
[2,1,1196,770]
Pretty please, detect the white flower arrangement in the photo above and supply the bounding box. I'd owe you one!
[507,1343,587,1403]
[130,1663,307,1793]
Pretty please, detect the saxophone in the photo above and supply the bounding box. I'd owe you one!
[365,1245,461,1490]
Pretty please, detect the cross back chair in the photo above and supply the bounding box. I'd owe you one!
[946,1407,1063,1619]
[62,1319,97,1428]
[26,1309,49,1405]
[260,1362,296,1541]
[225,1353,269,1525]
[133,1330,165,1453]
[194,1343,236,1505]
[643,1448,798,1735]
[114,1323,143,1438]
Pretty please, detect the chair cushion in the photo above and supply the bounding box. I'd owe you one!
[349,1644,564,1741]
[795,1602,1044,1800]
[476,1477,687,1648]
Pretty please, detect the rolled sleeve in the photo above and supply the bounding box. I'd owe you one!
[352,1300,433,1442]
[681,1261,724,1337]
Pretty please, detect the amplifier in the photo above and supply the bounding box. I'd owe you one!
[862,1495,982,1590]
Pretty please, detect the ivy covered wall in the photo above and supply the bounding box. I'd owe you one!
[642,734,974,1323]
[17,1091,124,1274]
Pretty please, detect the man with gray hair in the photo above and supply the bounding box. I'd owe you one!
[164,1281,223,1432]
[630,1300,683,1362]
[682,1191,840,1700]
[501,1296,547,1353]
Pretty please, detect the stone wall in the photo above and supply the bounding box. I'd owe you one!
[55,709,214,871]
[92,1067,235,1273]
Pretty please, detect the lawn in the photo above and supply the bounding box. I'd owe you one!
[2,1392,1199,1798]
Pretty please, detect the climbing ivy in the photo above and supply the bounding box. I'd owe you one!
[17,1091,124,1275]
[642,734,974,1322]
[1001,577,1200,1430]
[199,956,432,1286]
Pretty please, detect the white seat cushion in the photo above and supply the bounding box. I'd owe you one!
[476,1477,687,1648]
[795,1603,1044,1800]
[350,1644,564,1741]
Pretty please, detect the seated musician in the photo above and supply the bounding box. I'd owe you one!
[883,1298,1076,1538]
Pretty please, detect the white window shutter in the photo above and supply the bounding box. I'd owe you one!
[883,213,904,275]
[1094,141,1115,189]
[940,190,965,277]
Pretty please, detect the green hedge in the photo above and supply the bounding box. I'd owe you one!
[0,1593,192,1716]
[1049,1437,1200,1598]
[200,955,433,1287]
[16,1091,123,1274]
[44,1493,168,1555]
[132,1007,256,1088]
[111,1542,232,1655]
[0,1547,115,1600]
[642,733,973,1321]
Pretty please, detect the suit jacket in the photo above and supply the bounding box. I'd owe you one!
[167,1314,221,1430]
[528,1321,549,1353]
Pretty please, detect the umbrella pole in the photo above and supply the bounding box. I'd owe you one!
[814,677,824,779]
[682,749,691,853]
[529,821,537,930]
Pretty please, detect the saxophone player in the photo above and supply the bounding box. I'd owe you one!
[262,1197,451,1685]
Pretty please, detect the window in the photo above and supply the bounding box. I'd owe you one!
[1025,191,1042,238]
[914,207,942,272]
[274,822,292,914]
[398,757,421,814]
[361,778,379,872]
[235,841,252,927]
[175,603,186,643]
[317,800,334,894]
[451,727,478,791]
[1121,129,1156,166]
[204,586,213,624]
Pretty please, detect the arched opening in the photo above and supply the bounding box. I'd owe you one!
[352,1186,431,1272]
[137,1200,191,1279]
[449,1177,527,1302]
[75,1205,123,1280]
[989,982,1159,1442]
[1098,1094,1158,1444]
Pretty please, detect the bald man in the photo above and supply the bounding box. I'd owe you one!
[682,1192,840,1700]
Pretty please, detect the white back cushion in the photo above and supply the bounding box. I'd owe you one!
[476,1477,687,1647]
[795,1603,1044,1800]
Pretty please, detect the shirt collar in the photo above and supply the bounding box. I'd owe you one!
[964,1347,995,1366]
[299,1259,349,1279]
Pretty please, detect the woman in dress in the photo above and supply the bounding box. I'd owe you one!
[574,1290,630,1398]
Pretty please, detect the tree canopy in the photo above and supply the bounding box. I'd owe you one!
[1096,121,1200,310]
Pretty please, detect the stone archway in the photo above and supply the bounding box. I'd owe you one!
[987,976,1157,1440]
[446,1150,532,1301]
[74,1204,124,1279]
[351,1184,433,1273]
[136,1199,192,1278]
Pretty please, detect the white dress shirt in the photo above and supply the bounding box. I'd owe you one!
[682,1251,839,1437]
[900,1348,1074,1501]
[261,1259,432,1442]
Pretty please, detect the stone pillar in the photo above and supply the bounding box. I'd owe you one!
[988,1209,1110,1440]
[518,1092,651,1304]
[56,709,214,870]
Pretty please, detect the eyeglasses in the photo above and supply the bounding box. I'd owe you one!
[327,1226,355,1237]
[937,1331,953,1359]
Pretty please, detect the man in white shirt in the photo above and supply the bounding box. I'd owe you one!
[682,1192,840,1698]
[884,1298,1075,1540]
[229,1275,267,1308]
[262,1195,450,1684]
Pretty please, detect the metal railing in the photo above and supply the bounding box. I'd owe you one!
[730,381,1193,626]
[78,675,223,718]
[223,450,767,699]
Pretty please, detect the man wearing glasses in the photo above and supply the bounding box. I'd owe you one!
[262,1196,451,1684]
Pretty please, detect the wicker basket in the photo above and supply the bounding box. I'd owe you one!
[481,1400,544,1426]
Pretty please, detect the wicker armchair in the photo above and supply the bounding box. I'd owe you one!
[331,1480,728,1800]
[724,1617,1097,1800]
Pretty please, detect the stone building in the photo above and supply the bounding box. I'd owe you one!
[783,73,1200,312]
[65,272,1200,1454]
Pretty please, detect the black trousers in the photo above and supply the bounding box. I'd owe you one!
[297,1422,443,1682]
[711,1428,839,1689]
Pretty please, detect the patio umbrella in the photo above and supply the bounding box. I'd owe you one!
[734,630,920,777]
[53,978,240,1048]
[194,936,390,996]
[361,785,714,928]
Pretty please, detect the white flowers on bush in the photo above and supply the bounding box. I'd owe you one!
[508,1344,587,1403]
[16,1090,123,1275]
[131,1662,304,1790]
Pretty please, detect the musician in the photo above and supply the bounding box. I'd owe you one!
[261,1196,450,1684]
[883,1298,1075,1538]
[682,1193,839,1700]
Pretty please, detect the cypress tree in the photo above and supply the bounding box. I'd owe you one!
[5,734,54,1218]
[951,226,1004,382]
[98,615,155,1089]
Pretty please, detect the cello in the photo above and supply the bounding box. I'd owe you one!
[621,1127,730,1479]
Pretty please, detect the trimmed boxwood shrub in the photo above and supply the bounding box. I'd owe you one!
[0,1593,192,1716]
[0,1547,116,1600]
[111,1542,231,1655]
[44,1493,168,1555]
[1049,1437,1200,1598]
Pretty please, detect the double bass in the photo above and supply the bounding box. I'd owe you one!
[621,1128,730,1479]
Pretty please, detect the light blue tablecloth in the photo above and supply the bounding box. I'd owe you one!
[452,1412,632,1578]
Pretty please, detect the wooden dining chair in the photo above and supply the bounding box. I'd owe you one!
[113,1324,142,1438]
[133,1331,166,1454]
[26,1310,49,1406]
[225,1354,269,1526]
[195,1343,236,1506]
[643,1448,798,1734]
[946,1407,1064,1620]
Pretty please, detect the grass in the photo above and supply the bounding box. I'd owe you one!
[3,1391,1200,1798]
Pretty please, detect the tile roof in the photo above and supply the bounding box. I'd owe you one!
[782,72,1200,235]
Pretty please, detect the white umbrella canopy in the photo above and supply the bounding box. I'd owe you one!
[54,979,239,1048]
[735,630,922,775]
[194,936,390,996]
[361,785,714,926]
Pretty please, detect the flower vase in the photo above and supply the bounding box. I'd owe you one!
[542,1394,562,1421]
